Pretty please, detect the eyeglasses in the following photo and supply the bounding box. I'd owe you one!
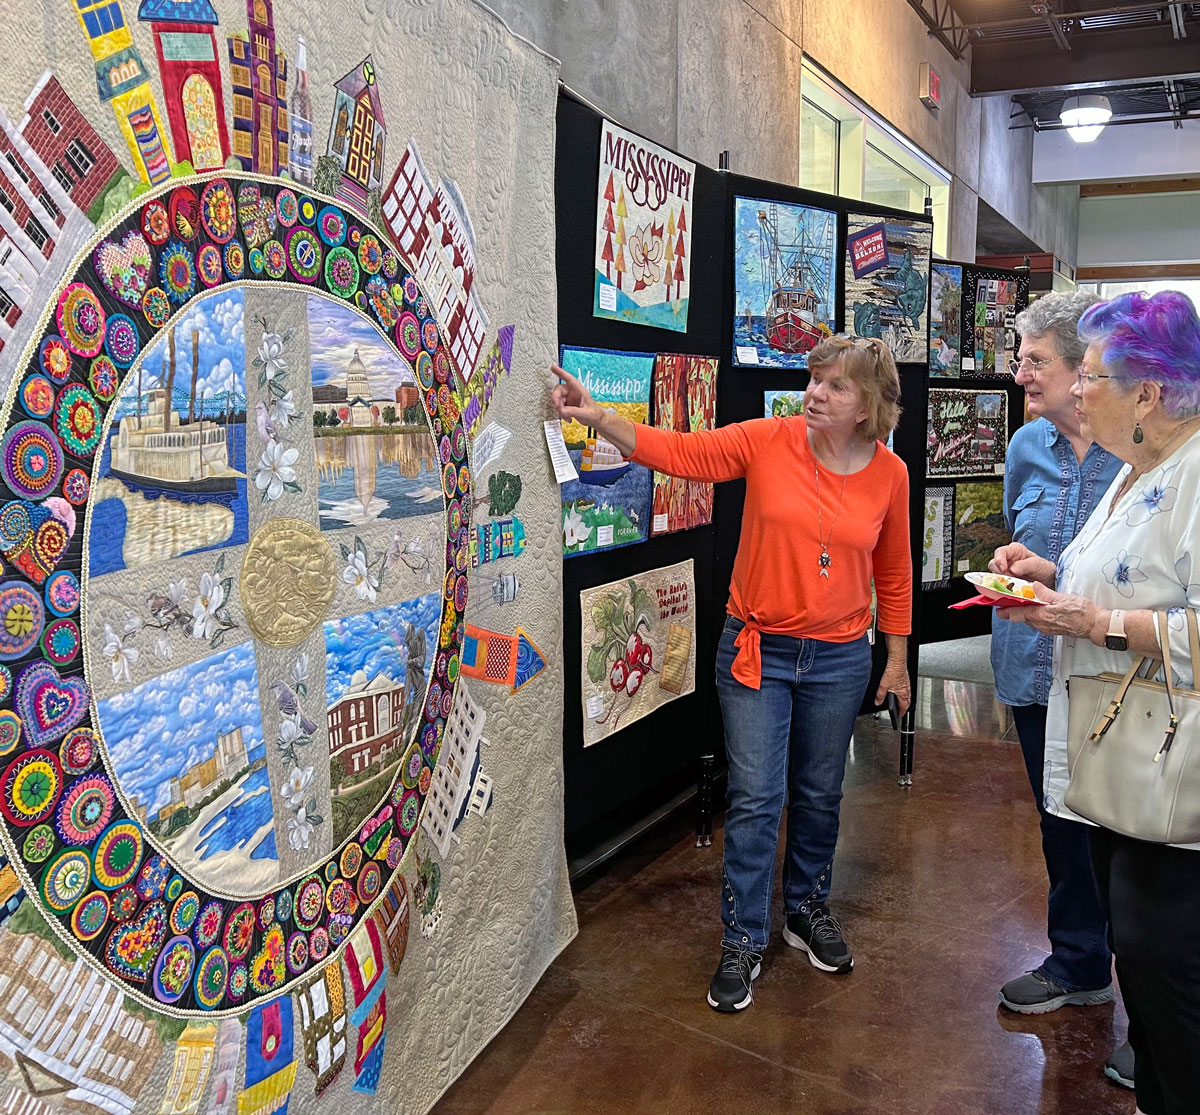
[1008,355,1058,376]
[1076,371,1115,387]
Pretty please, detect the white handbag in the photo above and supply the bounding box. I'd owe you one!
[1066,609,1200,844]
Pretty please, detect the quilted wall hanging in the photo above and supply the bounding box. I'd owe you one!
[0,2,574,1114]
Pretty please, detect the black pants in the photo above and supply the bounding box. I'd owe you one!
[1010,704,1112,990]
[1090,827,1200,1115]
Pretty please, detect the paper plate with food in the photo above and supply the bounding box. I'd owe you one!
[964,571,1048,606]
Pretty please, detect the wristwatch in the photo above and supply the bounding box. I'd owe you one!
[1104,609,1128,651]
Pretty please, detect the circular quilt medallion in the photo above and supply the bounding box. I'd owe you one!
[324,245,359,298]
[224,241,245,279]
[169,187,200,241]
[316,205,346,246]
[0,711,20,757]
[38,336,72,383]
[196,243,224,288]
[41,848,92,912]
[0,583,44,661]
[103,314,140,369]
[41,617,80,665]
[71,891,111,940]
[159,241,196,303]
[92,820,143,889]
[0,180,469,1016]
[56,285,106,357]
[263,239,287,279]
[88,355,119,401]
[286,227,321,282]
[194,946,229,1009]
[19,375,55,419]
[3,749,63,826]
[275,188,298,228]
[141,286,172,329]
[141,200,171,245]
[59,726,97,774]
[55,773,115,844]
[200,179,237,243]
[54,384,103,456]
[70,892,109,936]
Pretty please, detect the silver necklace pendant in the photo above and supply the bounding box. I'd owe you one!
[819,549,831,578]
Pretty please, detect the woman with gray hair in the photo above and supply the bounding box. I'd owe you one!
[989,292,1128,1032]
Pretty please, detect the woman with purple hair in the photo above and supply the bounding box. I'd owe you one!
[991,289,1200,1115]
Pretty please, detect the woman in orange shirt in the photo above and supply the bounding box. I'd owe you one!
[552,336,913,1012]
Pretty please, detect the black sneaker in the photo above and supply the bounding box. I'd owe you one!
[706,941,762,1012]
[998,970,1115,1014]
[1104,1040,1135,1089]
[783,906,853,973]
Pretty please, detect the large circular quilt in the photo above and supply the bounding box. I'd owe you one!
[0,175,470,1014]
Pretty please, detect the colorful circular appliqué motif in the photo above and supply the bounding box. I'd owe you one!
[38,336,72,383]
[92,821,142,889]
[54,384,103,455]
[103,314,140,368]
[19,376,55,419]
[159,241,196,303]
[41,848,92,912]
[56,285,106,357]
[324,245,359,298]
[141,286,172,328]
[196,243,223,287]
[224,241,245,279]
[71,891,110,940]
[285,227,321,282]
[200,179,237,243]
[41,618,80,665]
[2,749,62,826]
[55,773,114,844]
[0,584,44,661]
[316,206,346,246]
[141,200,170,245]
[88,355,119,401]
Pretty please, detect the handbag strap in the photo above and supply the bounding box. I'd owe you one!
[1187,608,1200,685]
[1156,610,1179,761]
[1090,650,1155,740]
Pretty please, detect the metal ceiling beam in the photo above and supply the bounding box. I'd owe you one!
[904,0,972,60]
[972,25,1200,94]
[963,1,1185,34]
[1169,3,1188,37]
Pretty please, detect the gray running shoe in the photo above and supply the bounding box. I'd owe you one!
[706,941,762,1012]
[998,969,1114,1014]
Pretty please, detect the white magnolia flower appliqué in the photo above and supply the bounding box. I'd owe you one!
[255,441,300,501]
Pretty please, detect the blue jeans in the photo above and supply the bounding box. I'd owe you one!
[1011,703,1112,991]
[715,616,872,950]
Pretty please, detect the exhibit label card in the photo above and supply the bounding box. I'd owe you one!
[579,559,697,746]
[593,120,695,332]
[559,345,655,557]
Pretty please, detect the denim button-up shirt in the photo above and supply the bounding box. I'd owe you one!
[990,417,1123,707]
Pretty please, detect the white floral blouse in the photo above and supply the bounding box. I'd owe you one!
[1045,426,1200,846]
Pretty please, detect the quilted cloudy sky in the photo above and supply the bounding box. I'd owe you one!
[113,290,247,419]
[324,593,440,705]
[98,641,266,817]
[308,294,417,396]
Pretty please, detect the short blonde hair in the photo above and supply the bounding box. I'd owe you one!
[808,334,902,442]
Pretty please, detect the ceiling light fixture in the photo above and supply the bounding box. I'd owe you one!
[1060,94,1112,142]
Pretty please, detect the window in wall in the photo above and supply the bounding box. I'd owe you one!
[41,109,60,134]
[24,216,48,251]
[0,288,13,317]
[5,152,28,183]
[799,98,838,195]
[51,162,74,194]
[65,139,94,178]
[799,58,950,258]
[37,191,59,222]
[0,184,12,213]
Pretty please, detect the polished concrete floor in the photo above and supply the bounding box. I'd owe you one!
[435,676,1136,1115]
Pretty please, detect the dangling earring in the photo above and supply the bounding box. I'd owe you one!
[1133,422,1144,444]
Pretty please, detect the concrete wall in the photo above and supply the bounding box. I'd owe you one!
[486,0,1080,264]
[1078,194,1200,268]
[1034,120,1200,186]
